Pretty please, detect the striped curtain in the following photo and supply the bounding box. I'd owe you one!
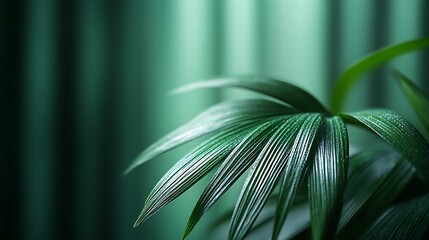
[1,0,428,239]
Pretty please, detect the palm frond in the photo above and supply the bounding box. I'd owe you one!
[128,73,429,240]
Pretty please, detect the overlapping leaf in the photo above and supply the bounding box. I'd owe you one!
[360,193,429,240]
[272,114,324,240]
[335,152,415,239]
[229,114,323,240]
[125,99,294,174]
[172,76,330,114]
[183,118,286,239]
[308,117,348,240]
[341,110,429,182]
[393,70,429,136]
[134,123,260,227]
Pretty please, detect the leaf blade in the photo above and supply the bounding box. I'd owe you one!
[393,70,429,136]
[173,76,330,114]
[308,117,348,240]
[272,114,324,240]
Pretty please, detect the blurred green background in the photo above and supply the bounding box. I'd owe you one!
[1,0,428,239]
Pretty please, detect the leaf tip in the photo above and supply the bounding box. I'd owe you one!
[181,231,190,240]
[123,161,139,176]
[133,207,151,228]
[168,87,183,96]
[123,166,133,176]
[123,153,150,176]
[169,83,201,96]
[133,218,142,228]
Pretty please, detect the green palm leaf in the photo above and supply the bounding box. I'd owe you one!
[308,117,348,240]
[125,99,294,174]
[183,118,286,239]
[335,152,415,239]
[133,123,259,227]
[272,115,324,240]
[331,38,429,113]
[172,76,330,115]
[393,70,429,136]
[341,110,429,182]
[229,114,322,240]
[360,193,429,240]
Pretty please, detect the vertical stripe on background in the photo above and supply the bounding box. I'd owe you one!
[263,0,328,103]
[368,0,389,108]
[221,0,266,102]
[0,1,24,239]
[223,0,260,75]
[96,1,122,240]
[326,0,342,88]
[212,1,226,76]
[22,0,56,239]
[52,1,79,239]
[116,0,145,239]
[339,0,373,112]
[75,0,105,239]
